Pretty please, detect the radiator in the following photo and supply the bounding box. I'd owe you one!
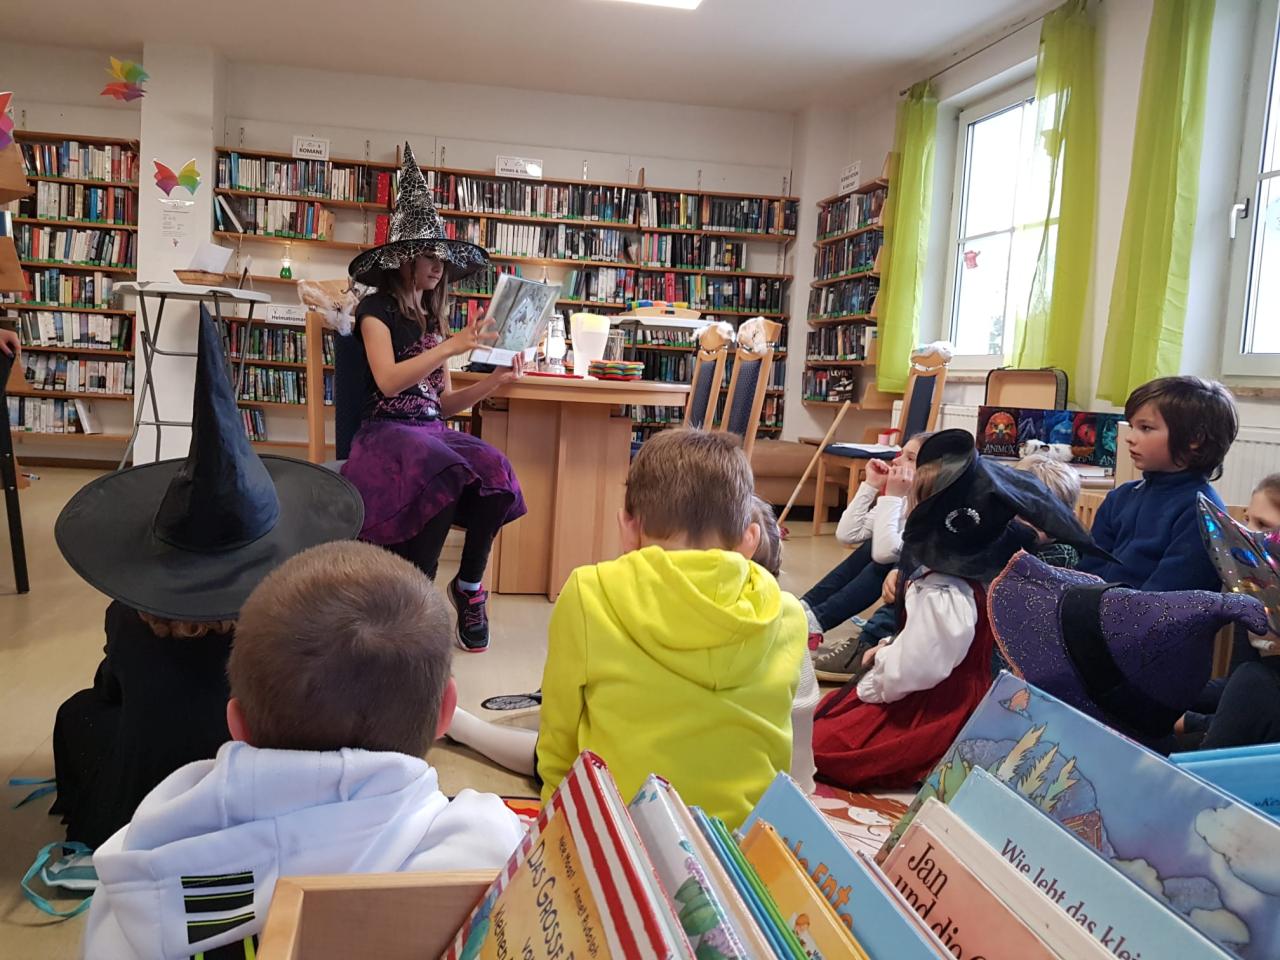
[926,403,1280,508]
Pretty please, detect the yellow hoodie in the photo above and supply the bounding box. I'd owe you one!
[536,545,807,828]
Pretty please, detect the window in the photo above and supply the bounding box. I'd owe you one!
[1225,0,1280,377]
[943,79,1046,365]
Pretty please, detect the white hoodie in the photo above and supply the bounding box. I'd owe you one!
[83,741,524,960]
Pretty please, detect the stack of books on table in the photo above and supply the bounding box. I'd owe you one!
[265,674,1280,959]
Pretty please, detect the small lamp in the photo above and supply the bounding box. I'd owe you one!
[279,244,293,280]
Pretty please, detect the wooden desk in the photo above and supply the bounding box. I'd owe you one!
[454,372,691,600]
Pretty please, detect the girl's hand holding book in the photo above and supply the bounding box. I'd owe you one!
[490,353,527,386]
[450,313,499,355]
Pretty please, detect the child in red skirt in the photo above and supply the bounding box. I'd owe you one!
[812,430,1096,789]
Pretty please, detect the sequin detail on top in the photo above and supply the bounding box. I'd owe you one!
[368,330,446,423]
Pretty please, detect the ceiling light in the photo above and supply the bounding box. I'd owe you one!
[602,0,703,9]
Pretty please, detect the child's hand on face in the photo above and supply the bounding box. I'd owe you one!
[885,462,915,499]
[866,458,891,492]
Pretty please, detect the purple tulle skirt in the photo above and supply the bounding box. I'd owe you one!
[340,419,526,545]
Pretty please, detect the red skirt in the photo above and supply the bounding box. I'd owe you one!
[813,583,994,790]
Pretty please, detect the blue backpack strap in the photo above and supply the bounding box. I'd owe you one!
[21,842,94,919]
[8,776,56,809]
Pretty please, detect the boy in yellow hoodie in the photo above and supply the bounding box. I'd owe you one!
[448,428,807,826]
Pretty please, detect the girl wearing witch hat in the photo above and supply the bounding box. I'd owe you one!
[50,308,364,852]
[341,144,526,654]
[812,429,1097,789]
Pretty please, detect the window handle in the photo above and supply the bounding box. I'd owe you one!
[1230,198,1251,240]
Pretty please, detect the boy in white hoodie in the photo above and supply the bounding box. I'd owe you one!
[82,541,524,960]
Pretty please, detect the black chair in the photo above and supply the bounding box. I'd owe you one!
[333,330,367,463]
[0,349,29,594]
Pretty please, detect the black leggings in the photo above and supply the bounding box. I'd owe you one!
[388,486,509,583]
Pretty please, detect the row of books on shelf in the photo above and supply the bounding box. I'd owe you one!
[19,140,138,184]
[429,171,635,224]
[13,311,133,351]
[976,405,1124,469]
[237,367,334,406]
[813,230,882,282]
[7,181,137,226]
[17,352,134,396]
[450,675,1280,960]
[223,321,335,366]
[8,270,117,309]
[5,396,101,436]
[803,367,858,402]
[629,404,686,426]
[13,224,137,269]
[214,195,337,242]
[563,268,787,312]
[631,232,746,271]
[241,406,269,442]
[638,191,798,236]
[818,184,887,238]
[809,274,880,318]
[216,153,391,205]
[806,324,873,361]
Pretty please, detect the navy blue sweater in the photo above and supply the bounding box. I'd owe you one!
[1077,471,1223,592]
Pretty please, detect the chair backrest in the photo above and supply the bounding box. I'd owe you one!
[682,344,728,430]
[1075,490,1107,530]
[716,346,774,459]
[333,331,368,461]
[896,348,949,442]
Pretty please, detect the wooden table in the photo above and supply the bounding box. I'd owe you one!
[454,372,690,600]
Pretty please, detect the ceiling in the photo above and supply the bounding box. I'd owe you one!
[3,0,1050,111]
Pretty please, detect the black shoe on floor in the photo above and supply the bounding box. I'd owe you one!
[448,577,490,653]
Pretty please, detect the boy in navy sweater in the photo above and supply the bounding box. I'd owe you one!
[1078,376,1237,592]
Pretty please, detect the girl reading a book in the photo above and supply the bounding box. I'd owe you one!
[812,430,1094,789]
[342,144,527,654]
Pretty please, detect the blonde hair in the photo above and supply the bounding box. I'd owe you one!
[910,460,943,512]
[625,428,754,548]
[137,611,235,639]
[228,541,453,757]
[750,495,781,576]
[378,259,447,337]
[1016,453,1081,509]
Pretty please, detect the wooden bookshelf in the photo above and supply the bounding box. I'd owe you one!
[215,186,388,212]
[19,345,133,358]
[6,303,133,315]
[213,231,365,252]
[20,260,136,274]
[15,216,137,232]
[805,172,891,412]
[25,175,138,189]
[17,130,138,148]
[10,386,131,401]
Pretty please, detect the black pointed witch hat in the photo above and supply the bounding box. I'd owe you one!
[55,306,364,621]
[347,142,489,286]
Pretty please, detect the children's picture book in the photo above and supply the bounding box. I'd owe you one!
[976,405,1020,458]
[629,775,755,959]
[743,772,950,960]
[739,821,870,960]
[469,272,560,367]
[808,782,911,858]
[881,802,1060,958]
[883,673,1280,960]
[975,406,1123,467]
[444,751,691,960]
[1169,751,1280,821]
[950,767,1233,959]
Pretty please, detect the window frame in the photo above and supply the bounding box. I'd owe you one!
[942,77,1038,372]
[1223,0,1280,379]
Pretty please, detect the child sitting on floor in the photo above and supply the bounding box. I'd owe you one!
[449,429,806,827]
[1079,375,1237,591]
[1015,452,1083,568]
[83,542,524,960]
[812,430,1094,789]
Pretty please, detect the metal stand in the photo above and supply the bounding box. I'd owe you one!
[116,282,271,469]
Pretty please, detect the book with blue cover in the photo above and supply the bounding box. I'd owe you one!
[949,767,1233,959]
[883,673,1280,960]
[743,772,948,960]
[1168,752,1280,821]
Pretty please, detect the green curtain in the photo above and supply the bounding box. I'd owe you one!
[877,82,937,393]
[1011,0,1097,401]
[1097,0,1215,403]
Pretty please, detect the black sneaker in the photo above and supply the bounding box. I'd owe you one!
[813,634,875,683]
[448,577,490,653]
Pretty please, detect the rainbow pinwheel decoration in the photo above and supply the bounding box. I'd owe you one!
[101,58,148,102]
[0,92,14,151]
[153,159,201,196]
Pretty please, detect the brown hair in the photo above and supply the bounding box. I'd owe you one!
[377,259,448,337]
[1124,376,1238,480]
[625,428,754,548]
[910,460,944,512]
[1255,473,1280,506]
[137,611,235,639]
[1015,453,1081,509]
[228,541,453,757]
[750,495,781,576]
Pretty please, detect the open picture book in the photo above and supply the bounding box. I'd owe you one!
[469,273,561,367]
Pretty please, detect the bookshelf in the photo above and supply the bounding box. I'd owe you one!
[804,175,896,410]
[2,130,140,460]
[212,144,798,442]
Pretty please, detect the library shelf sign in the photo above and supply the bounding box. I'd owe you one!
[496,154,543,179]
[839,160,862,196]
[292,136,330,161]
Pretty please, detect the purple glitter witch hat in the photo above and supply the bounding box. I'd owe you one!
[988,551,1268,741]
